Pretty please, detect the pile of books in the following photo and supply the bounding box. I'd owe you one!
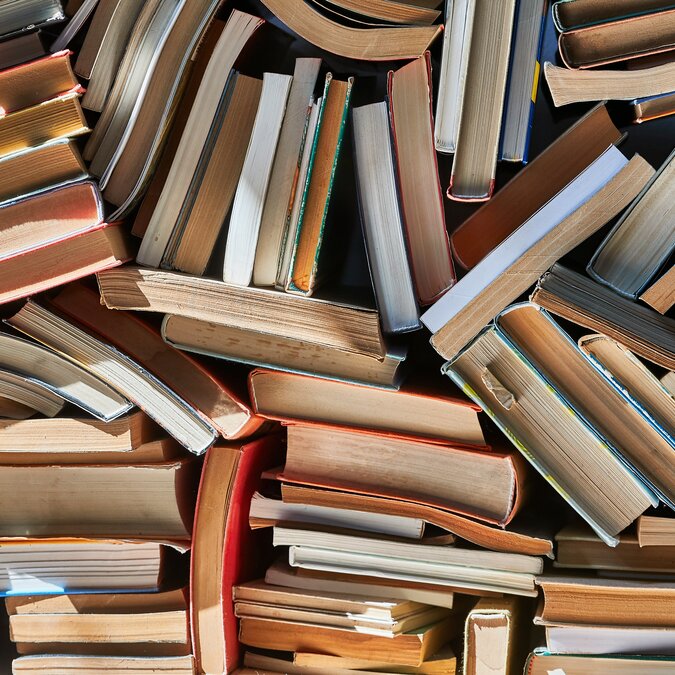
[0,0,672,673]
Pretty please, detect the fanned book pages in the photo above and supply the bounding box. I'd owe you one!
[588,147,675,298]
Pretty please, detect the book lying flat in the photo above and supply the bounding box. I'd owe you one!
[161,314,405,389]
[588,148,675,298]
[51,283,262,440]
[535,576,675,627]
[558,9,675,68]
[275,526,543,596]
[247,368,484,446]
[448,0,516,201]
[0,460,196,540]
[0,50,80,113]
[555,525,675,573]
[641,265,675,313]
[0,369,64,418]
[191,437,282,675]
[265,559,456,610]
[450,104,622,269]
[0,92,88,159]
[443,305,656,545]
[97,267,387,360]
[280,483,555,558]
[552,0,675,31]
[279,423,526,526]
[0,31,45,71]
[634,91,675,123]
[7,587,190,655]
[352,101,419,332]
[543,623,675,656]
[526,652,675,675]
[0,180,102,258]
[637,513,675,546]
[531,264,675,370]
[12,655,195,674]
[249,492,427,540]
[6,301,218,455]
[0,331,130,421]
[0,139,86,204]
[239,613,456,667]
[544,60,675,107]
[258,0,441,60]
[423,150,652,360]
[388,53,455,305]
[0,539,170,596]
[0,220,132,305]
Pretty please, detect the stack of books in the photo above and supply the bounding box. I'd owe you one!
[0,0,672,674]
[543,1,675,115]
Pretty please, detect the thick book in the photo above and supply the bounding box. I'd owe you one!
[387,53,455,305]
[448,0,516,201]
[0,180,103,258]
[0,221,132,305]
[464,598,522,675]
[239,613,457,667]
[544,60,675,107]
[531,263,675,370]
[50,283,263,440]
[423,150,651,360]
[641,265,675,314]
[0,50,81,113]
[97,267,387,360]
[257,0,441,60]
[499,0,548,163]
[0,91,88,158]
[275,526,543,596]
[588,147,675,298]
[0,139,86,204]
[638,513,675,546]
[535,576,675,627]
[279,423,527,526]
[352,101,419,333]
[161,314,405,389]
[0,370,64,419]
[190,436,282,675]
[286,74,353,296]
[526,652,675,675]
[0,460,197,540]
[0,539,171,596]
[280,483,555,558]
[6,301,218,455]
[265,559,456,610]
[12,655,195,673]
[247,368,485,446]
[555,525,675,573]
[443,305,656,545]
[450,104,622,269]
[7,587,190,657]
[558,9,675,68]
[542,622,675,656]
[552,0,675,31]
